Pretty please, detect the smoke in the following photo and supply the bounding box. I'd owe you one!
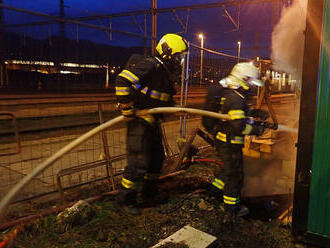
[271,0,308,81]
[243,101,300,197]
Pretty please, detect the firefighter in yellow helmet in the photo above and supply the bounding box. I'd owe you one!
[115,33,188,215]
[202,62,269,222]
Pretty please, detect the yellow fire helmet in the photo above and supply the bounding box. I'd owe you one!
[155,33,188,59]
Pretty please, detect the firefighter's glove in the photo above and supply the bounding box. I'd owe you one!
[251,124,265,136]
[121,106,135,117]
[249,108,269,121]
[117,102,135,117]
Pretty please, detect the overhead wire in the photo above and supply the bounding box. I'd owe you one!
[190,42,250,60]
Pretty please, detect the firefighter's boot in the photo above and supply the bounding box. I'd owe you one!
[223,204,249,224]
[139,180,168,208]
[116,187,141,216]
[236,205,249,217]
[206,182,224,202]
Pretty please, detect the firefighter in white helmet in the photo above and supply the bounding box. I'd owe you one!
[202,62,269,222]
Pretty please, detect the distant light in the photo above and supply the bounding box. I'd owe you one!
[198,33,203,39]
[60,70,80,74]
[61,63,102,68]
[110,69,115,74]
[257,57,260,61]
[8,60,54,66]
[237,41,241,46]
[83,64,102,68]
[61,63,79,67]
[5,60,109,70]
[37,69,49,74]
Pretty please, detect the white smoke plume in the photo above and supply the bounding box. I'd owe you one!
[271,0,308,81]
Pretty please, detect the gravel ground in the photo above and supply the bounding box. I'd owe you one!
[1,161,317,248]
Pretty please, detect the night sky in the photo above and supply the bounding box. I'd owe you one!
[1,0,283,58]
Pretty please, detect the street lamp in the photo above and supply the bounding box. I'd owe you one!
[237,41,241,63]
[199,34,204,87]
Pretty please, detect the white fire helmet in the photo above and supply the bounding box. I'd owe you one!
[230,62,264,90]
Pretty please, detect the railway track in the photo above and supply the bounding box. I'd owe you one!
[0,87,207,106]
[0,88,207,136]
[0,91,297,136]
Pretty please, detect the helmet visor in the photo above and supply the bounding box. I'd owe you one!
[173,51,188,66]
[246,77,264,87]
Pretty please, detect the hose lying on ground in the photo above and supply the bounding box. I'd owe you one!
[0,107,231,215]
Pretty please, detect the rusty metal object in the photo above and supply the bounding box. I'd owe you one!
[169,128,199,173]
[56,155,127,201]
[98,103,116,191]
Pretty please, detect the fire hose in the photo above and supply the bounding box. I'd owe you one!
[0,106,297,215]
[0,107,232,215]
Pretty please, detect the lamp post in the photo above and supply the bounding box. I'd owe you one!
[237,41,241,63]
[199,34,204,87]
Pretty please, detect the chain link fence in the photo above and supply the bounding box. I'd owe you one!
[0,98,209,204]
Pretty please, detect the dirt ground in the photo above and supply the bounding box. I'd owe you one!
[0,158,317,248]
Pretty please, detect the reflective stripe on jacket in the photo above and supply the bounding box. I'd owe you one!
[115,55,175,110]
[202,83,254,144]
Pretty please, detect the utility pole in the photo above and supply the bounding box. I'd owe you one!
[254,31,259,58]
[144,14,147,57]
[237,41,241,63]
[151,0,157,55]
[60,0,65,38]
[199,34,204,87]
[59,0,66,61]
[0,0,5,88]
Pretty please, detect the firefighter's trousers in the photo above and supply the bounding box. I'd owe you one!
[118,117,165,205]
[214,140,244,207]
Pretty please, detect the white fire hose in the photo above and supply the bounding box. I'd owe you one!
[0,106,298,214]
[0,107,231,214]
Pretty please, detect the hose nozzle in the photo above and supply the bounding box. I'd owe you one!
[254,120,278,130]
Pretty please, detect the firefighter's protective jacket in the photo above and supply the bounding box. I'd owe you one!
[202,82,258,145]
[115,54,176,111]
[115,54,172,198]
